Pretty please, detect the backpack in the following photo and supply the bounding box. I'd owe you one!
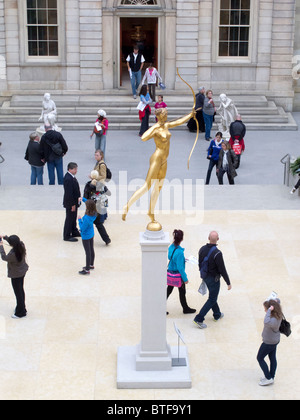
[200,246,216,279]
[100,162,112,181]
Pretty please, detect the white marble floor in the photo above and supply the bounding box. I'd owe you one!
[0,209,299,400]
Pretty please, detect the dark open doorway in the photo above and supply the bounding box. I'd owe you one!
[120,17,158,87]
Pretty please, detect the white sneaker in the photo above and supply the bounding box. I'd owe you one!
[290,188,296,194]
[259,377,274,386]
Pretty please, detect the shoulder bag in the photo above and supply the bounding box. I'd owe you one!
[167,247,182,287]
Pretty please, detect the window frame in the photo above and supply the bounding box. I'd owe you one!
[214,0,256,64]
[19,0,65,64]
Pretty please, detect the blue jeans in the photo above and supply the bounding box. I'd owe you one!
[95,134,106,159]
[30,165,44,185]
[203,112,214,140]
[130,70,141,96]
[194,275,221,322]
[47,157,64,185]
[257,342,278,380]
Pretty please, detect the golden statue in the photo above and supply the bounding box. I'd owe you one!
[122,69,199,232]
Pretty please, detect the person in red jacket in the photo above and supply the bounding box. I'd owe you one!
[229,115,246,168]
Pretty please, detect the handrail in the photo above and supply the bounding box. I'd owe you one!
[280,153,290,164]
[280,153,291,186]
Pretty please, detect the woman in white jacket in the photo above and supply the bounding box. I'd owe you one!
[142,63,162,102]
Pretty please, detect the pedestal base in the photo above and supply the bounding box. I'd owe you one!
[117,345,192,389]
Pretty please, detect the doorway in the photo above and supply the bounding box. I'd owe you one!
[120,17,158,87]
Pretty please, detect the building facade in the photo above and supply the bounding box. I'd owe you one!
[0,0,299,110]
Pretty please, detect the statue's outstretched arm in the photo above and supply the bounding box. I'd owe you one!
[167,111,194,129]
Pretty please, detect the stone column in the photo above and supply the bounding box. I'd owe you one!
[135,230,172,371]
[117,229,192,389]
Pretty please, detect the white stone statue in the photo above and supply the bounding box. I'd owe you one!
[37,93,61,134]
[217,93,238,138]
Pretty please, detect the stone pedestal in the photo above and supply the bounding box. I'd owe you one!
[117,229,192,389]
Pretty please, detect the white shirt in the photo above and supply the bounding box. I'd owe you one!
[142,67,162,85]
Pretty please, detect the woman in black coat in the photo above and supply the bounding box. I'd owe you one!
[0,235,28,318]
[217,141,238,185]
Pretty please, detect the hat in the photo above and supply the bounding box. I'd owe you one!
[199,86,205,91]
[98,109,106,117]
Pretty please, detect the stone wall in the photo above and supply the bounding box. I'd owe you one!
[0,0,298,111]
[0,0,7,90]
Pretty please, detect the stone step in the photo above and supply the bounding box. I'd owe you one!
[0,93,298,131]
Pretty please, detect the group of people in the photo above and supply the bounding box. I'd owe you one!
[63,150,111,276]
[167,228,284,387]
[205,115,246,185]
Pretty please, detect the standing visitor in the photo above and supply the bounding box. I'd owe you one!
[187,86,206,133]
[90,109,108,159]
[141,62,163,101]
[24,132,45,185]
[229,114,246,168]
[83,179,111,246]
[138,84,152,137]
[257,299,283,386]
[78,199,97,275]
[166,229,196,315]
[154,95,167,122]
[217,141,238,185]
[0,235,28,319]
[40,124,68,185]
[202,90,216,141]
[205,132,223,185]
[63,162,81,242]
[126,45,145,99]
[194,231,232,329]
[93,150,107,183]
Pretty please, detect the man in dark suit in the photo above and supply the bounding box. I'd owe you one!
[63,162,81,242]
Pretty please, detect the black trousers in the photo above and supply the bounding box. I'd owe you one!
[218,168,235,185]
[148,83,156,102]
[139,108,150,136]
[167,282,189,310]
[94,214,110,244]
[82,238,95,270]
[11,276,27,317]
[63,207,80,239]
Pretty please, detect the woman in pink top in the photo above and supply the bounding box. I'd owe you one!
[142,63,162,101]
[90,109,109,159]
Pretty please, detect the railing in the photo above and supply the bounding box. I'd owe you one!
[280,153,291,186]
[0,154,4,185]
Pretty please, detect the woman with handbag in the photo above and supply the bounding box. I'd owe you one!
[90,110,108,159]
[166,229,196,315]
[257,298,283,386]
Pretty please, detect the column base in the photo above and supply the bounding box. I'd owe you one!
[117,345,192,389]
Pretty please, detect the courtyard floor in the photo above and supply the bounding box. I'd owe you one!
[0,115,299,400]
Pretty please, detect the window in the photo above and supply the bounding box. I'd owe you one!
[26,0,58,57]
[219,0,250,57]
